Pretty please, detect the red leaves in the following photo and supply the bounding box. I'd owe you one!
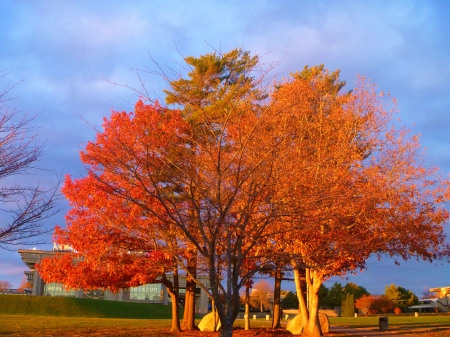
[40,61,450,327]
[269,67,450,281]
[37,250,168,292]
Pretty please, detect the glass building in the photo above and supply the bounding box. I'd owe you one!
[18,248,211,313]
[130,283,163,301]
[43,282,76,297]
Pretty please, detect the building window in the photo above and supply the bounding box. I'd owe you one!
[43,283,75,297]
[83,290,105,299]
[130,284,163,301]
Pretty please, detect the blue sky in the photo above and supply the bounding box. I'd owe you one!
[0,1,449,297]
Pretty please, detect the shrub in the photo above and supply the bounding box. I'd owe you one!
[371,296,395,314]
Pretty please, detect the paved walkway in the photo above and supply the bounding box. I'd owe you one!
[330,326,418,336]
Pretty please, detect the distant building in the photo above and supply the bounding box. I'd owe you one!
[18,248,210,313]
[429,286,450,298]
[409,286,450,313]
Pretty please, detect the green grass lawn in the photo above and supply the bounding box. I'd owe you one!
[0,294,175,319]
[0,315,174,336]
[329,315,450,328]
[1,314,450,336]
[2,295,450,336]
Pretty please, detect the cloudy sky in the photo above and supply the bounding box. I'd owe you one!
[1,1,449,297]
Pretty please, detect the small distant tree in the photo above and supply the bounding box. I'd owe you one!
[371,296,395,314]
[280,289,290,296]
[341,293,355,317]
[318,284,329,307]
[281,291,299,309]
[249,280,272,312]
[325,282,344,308]
[422,290,438,299]
[385,284,418,311]
[17,275,32,292]
[355,294,374,315]
[0,280,12,292]
[344,282,370,300]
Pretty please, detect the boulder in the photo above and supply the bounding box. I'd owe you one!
[286,313,329,335]
[198,312,221,331]
[286,314,303,335]
[318,312,329,333]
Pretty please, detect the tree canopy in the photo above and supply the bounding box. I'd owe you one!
[38,49,450,337]
[384,284,418,311]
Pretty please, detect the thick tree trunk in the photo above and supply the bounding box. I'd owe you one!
[220,322,233,337]
[168,288,181,333]
[293,261,308,331]
[272,266,282,329]
[212,278,241,337]
[207,235,242,337]
[167,261,181,333]
[301,269,323,337]
[162,268,181,333]
[182,277,196,329]
[182,250,197,330]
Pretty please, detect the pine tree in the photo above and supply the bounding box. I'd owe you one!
[341,293,355,317]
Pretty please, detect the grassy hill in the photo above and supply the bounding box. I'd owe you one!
[0,295,175,319]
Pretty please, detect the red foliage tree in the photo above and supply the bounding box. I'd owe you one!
[269,66,450,336]
[39,51,450,337]
[39,103,186,331]
[371,296,395,314]
[355,295,375,315]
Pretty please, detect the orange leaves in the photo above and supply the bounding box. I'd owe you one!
[42,54,450,328]
[268,66,450,281]
[37,250,169,292]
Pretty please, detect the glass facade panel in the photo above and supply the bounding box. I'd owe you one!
[83,289,105,299]
[43,282,75,297]
[130,283,163,301]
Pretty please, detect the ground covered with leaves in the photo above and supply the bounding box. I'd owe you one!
[4,327,450,337]
[2,314,450,336]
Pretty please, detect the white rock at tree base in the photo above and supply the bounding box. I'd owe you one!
[286,313,329,335]
[198,312,221,331]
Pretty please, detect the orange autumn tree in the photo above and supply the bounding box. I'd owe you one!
[43,50,297,337]
[268,66,450,337]
[355,295,375,315]
[38,102,188,332]
[39,50,450,337]
[161,49,286,336]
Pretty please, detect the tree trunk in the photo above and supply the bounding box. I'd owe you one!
[272,265,282,329]
[182,276,196,329]
[220,313,234,337]
[168,261,181,333]
[182,250,197,330]
[212,300,217,331]
[301,269,323,337]
[168,287,181,333]
[212,277,241,337]
[162,267,181,333]
[207,240,242,337]
[293,261,308,330]
[245,284,250,330]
